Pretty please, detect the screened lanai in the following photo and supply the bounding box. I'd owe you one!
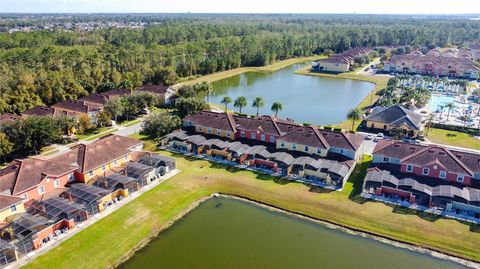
[0,239,16,266]
[0,214,53,256]
[61,184,110,215]
[124,162,157,186]
[93,173,139,193]
[27,198,89,223]
[137,154,176,172]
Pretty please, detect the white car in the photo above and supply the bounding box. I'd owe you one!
[376,133,384,139]
[365,134,374,140]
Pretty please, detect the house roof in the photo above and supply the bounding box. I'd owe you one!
[22,106,55,117]
[233,115,283,136]
[401,146,474,176]
[184,111,237,133]
[79,94,108,106]
[136,85,171,95]
[319,129,364,151]
[0,159,77,196]
[0,195,23,211]
[373,140,425,159]
[100,89,132,99]
[366,105,423,130]
[277,126,330,149]
[0,113,20,124]
[51,100,103,114]
[49,134,143,173]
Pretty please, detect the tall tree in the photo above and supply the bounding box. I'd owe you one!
[252,96,265,117]
[234,96,247,114]
[444,102,456,120]
[271,101,283,117]
[221,96,232,112]
[346,108,362,131]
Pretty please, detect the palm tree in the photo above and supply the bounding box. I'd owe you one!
[221,96,232,112]
[346,108,362,131]
[252,97,265,117]
[234,96,247,114]
[271,101,283,117]
[444,102,456,120]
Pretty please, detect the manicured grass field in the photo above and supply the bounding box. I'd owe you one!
[427,128,480,150]
[295,67,389,131]
[178,55,325,87]
[24,149,480,269]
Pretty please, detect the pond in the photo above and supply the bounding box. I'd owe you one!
[119,197,469,269]
[209,64,375,125]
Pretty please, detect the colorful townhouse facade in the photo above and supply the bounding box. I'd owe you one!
[313,47,372,73]
[183,110,365,160]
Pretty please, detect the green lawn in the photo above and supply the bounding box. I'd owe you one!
[427,128,480,150]
[24,147,480,269]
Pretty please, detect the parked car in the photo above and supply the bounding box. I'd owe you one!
[376,133,384,139]
[365,134,374,140]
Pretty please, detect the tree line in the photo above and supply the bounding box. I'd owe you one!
[1,15,479,114]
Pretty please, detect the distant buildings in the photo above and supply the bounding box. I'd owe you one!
[383,48,479,79]
[365,105,424,137]
[312,47,372,73]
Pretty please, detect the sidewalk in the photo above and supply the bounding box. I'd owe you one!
[6,169,181,269]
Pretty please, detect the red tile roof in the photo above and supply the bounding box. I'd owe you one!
[51,100,103,114]
[184,111,237,132]
[0,195,23,211]
[0,158,77,196]
[278,126,330,149]
[22,106,55,117]
[49,134,143,173]
[233,115,283,136]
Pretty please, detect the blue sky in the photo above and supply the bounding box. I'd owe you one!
[1,0,478,14]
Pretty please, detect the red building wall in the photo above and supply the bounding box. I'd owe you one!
[399,164,471,186]
[236,129,276,144]
[20,172,74,202]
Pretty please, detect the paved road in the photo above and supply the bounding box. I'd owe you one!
[113,121,143,137]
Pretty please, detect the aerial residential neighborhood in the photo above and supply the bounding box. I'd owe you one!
[0,2,480,269]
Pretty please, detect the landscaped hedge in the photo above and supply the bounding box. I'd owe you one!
[432,123,480,135]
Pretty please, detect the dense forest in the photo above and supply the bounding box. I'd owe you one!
[1,14,480,114]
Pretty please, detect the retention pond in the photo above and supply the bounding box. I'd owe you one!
[119,197,470,269]
[209,64,374,125]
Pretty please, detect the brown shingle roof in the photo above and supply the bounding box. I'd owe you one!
[51,100,103,114]
[49,134,143,173]
[79,94,108,106]
[22,106,55,117]
[0,113,20,124]
[184,111,237,132]
[0,159,77,196]
[278,126,330,149]
[136,85,170,95]
[319,129,364,151]
[233,115,283,136]
[0,195,23,211]
[373,140,424,159]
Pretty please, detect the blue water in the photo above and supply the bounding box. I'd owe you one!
[428,95,456,111]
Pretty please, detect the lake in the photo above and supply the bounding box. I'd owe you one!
[209,64,375,125]
[119,197,469,269]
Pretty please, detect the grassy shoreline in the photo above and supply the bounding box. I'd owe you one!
[177,55,325,87]
[23,150,480,269]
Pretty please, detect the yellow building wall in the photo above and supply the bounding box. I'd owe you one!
[367,120,417,133]
[82,153,133,182]
[196,126,235,139]
[276,140,328,157]
[97,189,130,212]
[318,62,350,72]
[0,202,25,222]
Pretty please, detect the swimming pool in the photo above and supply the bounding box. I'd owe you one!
[428,95,456,111]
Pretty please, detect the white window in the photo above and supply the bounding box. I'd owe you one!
[383,157,389,162]
[439,171,447,179]
[217,130,221,135]
[241,131,245,137]
[292,144,297,150]
[406,164,413,172]
[269,136,275,143]
[53,179,60,188]
[113,159,118,165]
[10,205,16,213]
[251,133,256,139]
[457,174,465,182]
[38,185,45,195]
[88,170,94,177]
[422,168,430,176]
[226,131,230,137]
[280,142,285,147]
[102,165,106,171]
[124,155,128,161]
[260,134,265,141]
